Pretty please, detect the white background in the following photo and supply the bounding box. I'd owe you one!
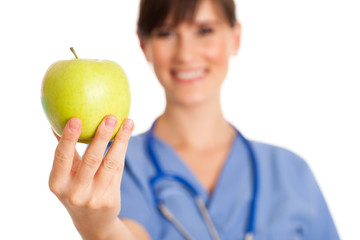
[0,0,359,239]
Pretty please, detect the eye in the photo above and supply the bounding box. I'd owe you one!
[155,29,174,38]
[198,27,214,36]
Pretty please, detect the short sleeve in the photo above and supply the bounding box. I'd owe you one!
[299,162,339,239]
[118,160,161,238]
[253,142,340,239]
[276,148,340,239]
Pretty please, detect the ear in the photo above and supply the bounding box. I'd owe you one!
[138,33,153,63]
[231,22,241,56]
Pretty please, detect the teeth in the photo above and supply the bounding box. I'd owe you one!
[175,70,205,80]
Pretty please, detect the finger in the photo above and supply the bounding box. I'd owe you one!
[107,162,125,198]
[100,170,122,209]
[74,115,119,186]
[70,150,82,175]
[94,119,134,192]
[52,128,82,174]
[50,118,82,186]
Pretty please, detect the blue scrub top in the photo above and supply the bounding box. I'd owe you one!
[118,130,339,240]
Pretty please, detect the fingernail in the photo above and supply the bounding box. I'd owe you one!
[122,119,134,133]
[69,118,81,132]
[105,116,118,129]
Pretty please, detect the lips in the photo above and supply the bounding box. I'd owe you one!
[171,69,206,83]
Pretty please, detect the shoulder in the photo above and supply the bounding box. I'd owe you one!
[251,140,309,171]
[124,132,154,176]
[126,132,148,160]
[249,140,316,189]
[248,141,339,238]
[119,132,163,238]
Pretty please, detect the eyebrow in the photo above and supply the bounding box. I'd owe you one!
[193,20,222,26]
[159,19,222,29]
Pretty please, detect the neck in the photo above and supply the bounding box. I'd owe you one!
[154,94,235,150]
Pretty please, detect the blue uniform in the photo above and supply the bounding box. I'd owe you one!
[118,130,339,240]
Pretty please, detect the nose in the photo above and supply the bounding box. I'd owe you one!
[174,35,197,64]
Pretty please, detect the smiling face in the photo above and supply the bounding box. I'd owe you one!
[140,0,241,107]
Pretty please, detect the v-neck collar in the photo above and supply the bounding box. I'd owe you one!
[149,132,250,211]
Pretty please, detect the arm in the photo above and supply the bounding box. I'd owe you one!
[76,217,150,240]
[122,219,151,240]
[49,116,150,240]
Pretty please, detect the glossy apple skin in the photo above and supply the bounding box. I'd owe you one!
[41,59,131,143]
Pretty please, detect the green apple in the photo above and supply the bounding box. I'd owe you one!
[41,48,131,143]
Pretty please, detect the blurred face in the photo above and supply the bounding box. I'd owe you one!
[140,0,241,106]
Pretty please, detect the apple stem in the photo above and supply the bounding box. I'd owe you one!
[70,47,79,59]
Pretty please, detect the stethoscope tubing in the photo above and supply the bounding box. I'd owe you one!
[236,129,259,236]
[146,120,258,240]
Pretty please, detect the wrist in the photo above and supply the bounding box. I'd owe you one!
[79,217,135,240]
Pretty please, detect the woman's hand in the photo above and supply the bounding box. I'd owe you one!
[49,116,134,239]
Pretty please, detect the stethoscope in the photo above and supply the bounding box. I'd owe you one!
[146,120,259,240]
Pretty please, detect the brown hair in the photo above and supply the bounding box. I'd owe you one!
[137,0,237,38]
